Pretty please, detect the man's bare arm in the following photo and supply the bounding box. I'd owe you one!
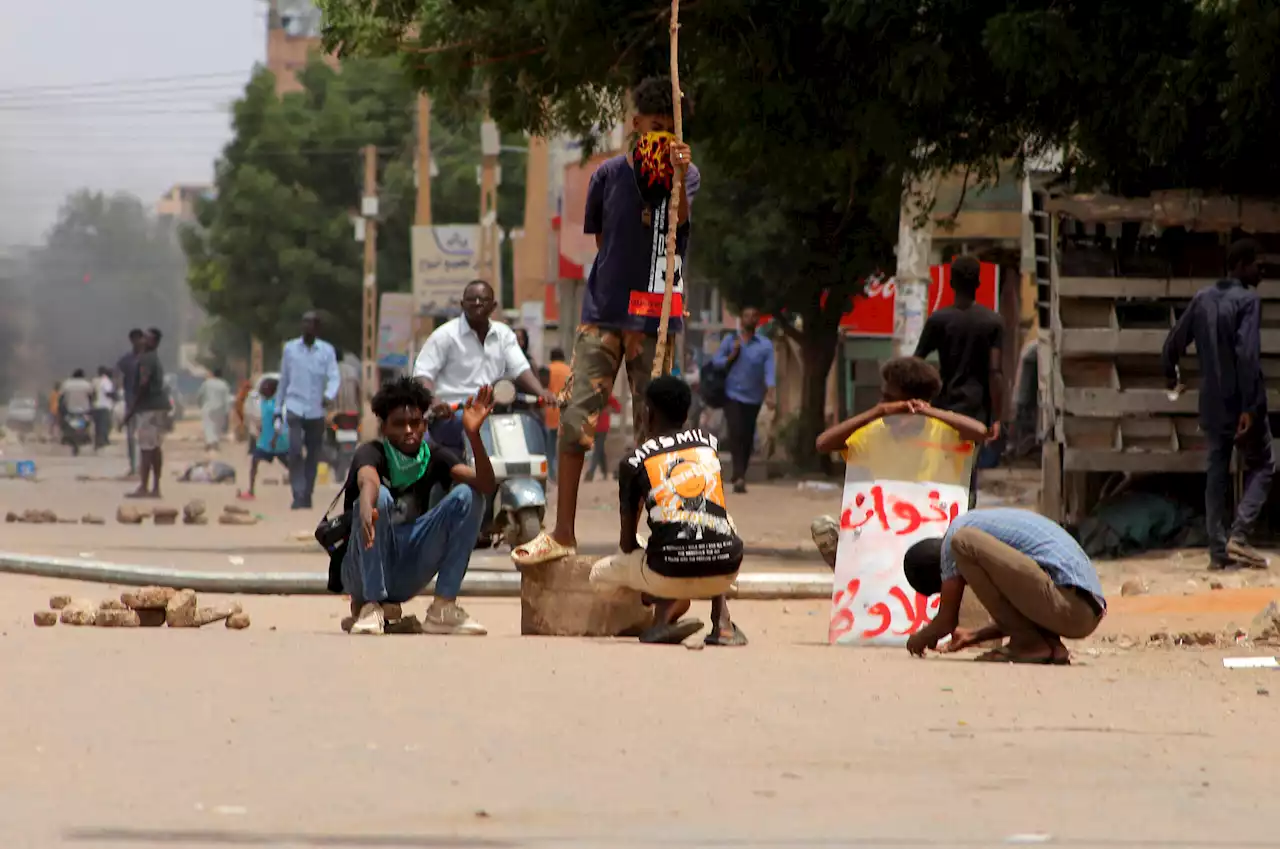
[988,347,1006,430]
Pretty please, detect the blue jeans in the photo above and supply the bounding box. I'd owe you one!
[286,414,326,508]
[341,484,486,604]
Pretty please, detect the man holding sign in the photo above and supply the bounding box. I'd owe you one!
[515,77,699,566]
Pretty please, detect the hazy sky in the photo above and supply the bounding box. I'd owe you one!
[0,0,266,246]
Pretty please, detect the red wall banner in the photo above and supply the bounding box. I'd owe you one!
[838,262,999,337]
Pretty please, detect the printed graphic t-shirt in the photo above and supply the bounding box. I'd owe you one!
[343,441,462,526]
[619,427,743,578]
[844,417,975,484]
[581,155,701,334]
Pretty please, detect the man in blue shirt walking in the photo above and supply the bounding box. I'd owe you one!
[276,311,340,510]
[1162,239,1272,570]
[711,306,776,493]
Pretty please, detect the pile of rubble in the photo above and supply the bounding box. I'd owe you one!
[35,587,251,630]
[6,510,105,525]
[116,500,258,526]
[7,500,258,527]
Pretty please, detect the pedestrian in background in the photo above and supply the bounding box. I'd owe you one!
[585,393,622,482]
[711,306,776,494]
[543,348,570,482]
[197,368,232,451]
[116,328,146,475]
[277,311,340,510]
[1162,238,1272,569]
[92,366,115,450]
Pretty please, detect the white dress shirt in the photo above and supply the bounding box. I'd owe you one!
[278,337,340,420]
[413,317,532,405]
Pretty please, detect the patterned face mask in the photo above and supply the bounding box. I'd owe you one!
[632,131,676,207]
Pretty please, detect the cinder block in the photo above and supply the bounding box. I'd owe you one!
[518,555,653,637]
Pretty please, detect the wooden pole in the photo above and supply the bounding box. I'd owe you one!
[415,94,433,227]
[650,0,683,379]
[413,94,433,354]
[360,145,379,439]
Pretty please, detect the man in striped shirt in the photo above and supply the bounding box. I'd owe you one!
[902,508,1106,664]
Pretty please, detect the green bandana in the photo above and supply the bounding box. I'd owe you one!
[382,439,431,490]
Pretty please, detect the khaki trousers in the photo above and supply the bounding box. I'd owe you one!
[590,548,737,600]
[951,527,1102,642]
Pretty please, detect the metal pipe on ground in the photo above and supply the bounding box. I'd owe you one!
[0,552,833,600]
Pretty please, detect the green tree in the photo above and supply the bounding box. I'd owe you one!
[183,55,527,365]
[316,0,1043,466]
[26,190,188,378]
[318,0,1280,464]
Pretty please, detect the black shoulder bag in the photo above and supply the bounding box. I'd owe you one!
[315,484,351,594]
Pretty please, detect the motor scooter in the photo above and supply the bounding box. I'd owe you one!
[467,380,549,548]
[62,412,92,457]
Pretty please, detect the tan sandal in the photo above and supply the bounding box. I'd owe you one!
[511,531,576,566]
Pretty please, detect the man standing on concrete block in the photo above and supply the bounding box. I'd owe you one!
[710,305,776,494]
[512,77,699,568]
[591,376,747,646]
[1162,238,1272,570]
[902,508,1105,664]
[277,311,340,510]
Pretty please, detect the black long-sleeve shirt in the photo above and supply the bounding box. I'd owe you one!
[1161,279,1264,433]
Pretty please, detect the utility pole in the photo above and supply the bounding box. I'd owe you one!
[250,337,263,382]
[360,144,379,438]
[415,94,433,227]
[892,179,934,357]
[478,117,500,300]
[412,94,433,353]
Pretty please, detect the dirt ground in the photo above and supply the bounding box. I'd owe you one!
[5,425,1280,846]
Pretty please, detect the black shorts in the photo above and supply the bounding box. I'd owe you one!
[252,448,287,463]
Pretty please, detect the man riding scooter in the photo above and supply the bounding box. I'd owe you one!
[413,279,557,545]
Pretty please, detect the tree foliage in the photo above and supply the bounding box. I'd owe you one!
[317,0,1280,463]
[183,56,527,362]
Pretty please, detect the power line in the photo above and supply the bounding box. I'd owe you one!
[0,71,253,97]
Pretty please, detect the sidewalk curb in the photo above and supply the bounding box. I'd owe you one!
[0,551,833,600]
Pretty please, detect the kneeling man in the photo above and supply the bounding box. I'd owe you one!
[343,377,495,636]
[903,508,1106,664]
[592,376,746,646]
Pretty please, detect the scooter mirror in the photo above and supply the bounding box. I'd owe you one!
[492,380,517,406]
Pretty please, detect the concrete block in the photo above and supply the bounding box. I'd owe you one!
[518,555,653,637]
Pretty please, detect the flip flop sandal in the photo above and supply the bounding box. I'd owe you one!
[639,617,705,645]
[974,647,1061,665]
[704,623,749,647]
[511,531,575,566]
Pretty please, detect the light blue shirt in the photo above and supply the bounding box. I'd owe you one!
[940,508,1106,610]
[277,337,340,420]
[711,332,776,405]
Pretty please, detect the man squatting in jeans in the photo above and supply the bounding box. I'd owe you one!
[513,76,698,566]
[341,378,494,636]
[1162,238,1273,570]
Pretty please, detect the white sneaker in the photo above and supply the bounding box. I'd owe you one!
[349,602,386,635]
[423,600,487,635]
